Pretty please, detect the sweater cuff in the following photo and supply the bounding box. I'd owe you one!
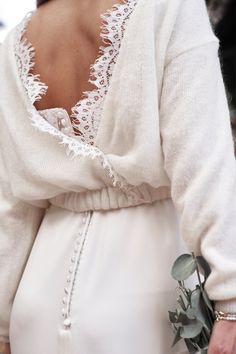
[214,299,236,313]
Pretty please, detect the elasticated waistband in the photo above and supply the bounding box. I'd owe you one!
[49,185,171,212]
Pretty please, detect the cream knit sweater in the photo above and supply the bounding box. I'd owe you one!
[0,0,236,343]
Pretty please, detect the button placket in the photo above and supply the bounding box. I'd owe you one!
[60,211,92,330]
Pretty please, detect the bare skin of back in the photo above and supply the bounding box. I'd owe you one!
[25,0,122,114]
[1,1,122,353]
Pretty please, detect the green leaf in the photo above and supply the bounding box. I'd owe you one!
[180,319,203,339]
[169,253,214,352]
[196,256,211,279]
[186,307,197,320]
[170,309,190,325]
[197,330,209,350]
[177,311,193,324]
[202,289,214,313]
[177,294,187,311]
[172,254,197,281]
[190,288,212,332]
[172,326,182,347]
[168,311,178,324]
[184,339,199,354]
[190,287,201,309]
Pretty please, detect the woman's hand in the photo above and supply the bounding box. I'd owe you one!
[208,320,236,353]
[0,342,10,354]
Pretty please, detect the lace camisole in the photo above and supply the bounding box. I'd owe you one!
[15,0,137,148]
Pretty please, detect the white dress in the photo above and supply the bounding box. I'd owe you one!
[9,2,189,353]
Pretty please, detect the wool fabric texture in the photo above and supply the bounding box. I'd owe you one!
[0,0,236,344]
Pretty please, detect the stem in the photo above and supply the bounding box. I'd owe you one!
[193,253,214,328]
[179,285,190,303]
[192,252,204,292]
[202,326,210,343]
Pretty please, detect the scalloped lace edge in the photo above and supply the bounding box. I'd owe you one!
[71,0,138,145]
[14,3,138,196]
[14,13,48,104]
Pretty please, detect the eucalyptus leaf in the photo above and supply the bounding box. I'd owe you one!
[197,333,209,350]
[177,294,187,311]
[179,285,192,303]
[168,311,178,323]
[184,339,199,354]
[186,307,197,320]
[202,289,214,313]
[172,326,182,347]
[190,288,211,332]
[172,254,197,281]
[196,256,211,279]
[190,287,201,310]
[180,319,203,339]
[168,252,214,353]
[175,310,191,324]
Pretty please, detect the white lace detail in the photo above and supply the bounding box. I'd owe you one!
[39,108,75,137]
[14,14,48,104]
[14,1,138,195]
[71,0,138,145]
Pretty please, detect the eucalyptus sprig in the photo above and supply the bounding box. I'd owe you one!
[168,253,216,354]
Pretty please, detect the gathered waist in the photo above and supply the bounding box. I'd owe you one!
[48,185,172,213]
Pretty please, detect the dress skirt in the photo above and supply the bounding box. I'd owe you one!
[9,198,189,354]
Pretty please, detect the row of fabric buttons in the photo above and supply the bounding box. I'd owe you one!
[39,108,75,137]
[61,211,92,330]
[56,110,73,135]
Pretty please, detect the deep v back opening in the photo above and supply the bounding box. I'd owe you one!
[15,0,138,146]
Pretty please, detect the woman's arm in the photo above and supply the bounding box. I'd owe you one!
[160,0,236,316]
[159,1,236,351]
[0,148,46,344]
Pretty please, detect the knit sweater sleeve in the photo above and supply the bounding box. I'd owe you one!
[159,0,236,312]
[0,149,46,343]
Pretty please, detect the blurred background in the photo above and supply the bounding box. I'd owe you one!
[0,0,235,142]
[0,0,35,41]
[206,0,236,134]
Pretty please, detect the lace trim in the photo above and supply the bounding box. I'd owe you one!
[14,13,48,104]
[71,0,138,145]
[14,2,138,196]
[15,0,137,146]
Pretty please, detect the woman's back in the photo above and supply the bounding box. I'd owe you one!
[25,0,122,115]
